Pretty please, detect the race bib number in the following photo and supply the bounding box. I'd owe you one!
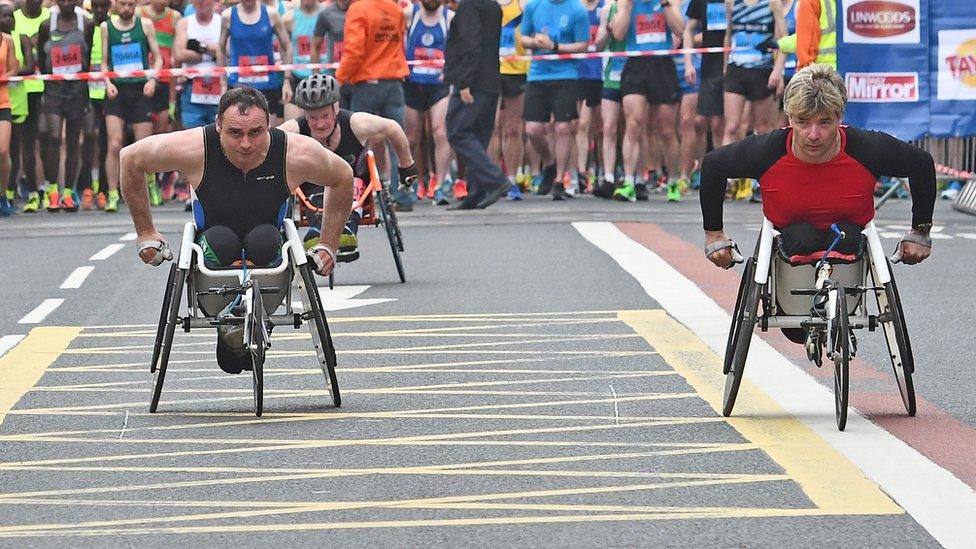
[732,32,764,64]
[499,26,516,56]
[296,35,312,62]
[190,77,221,105]
[238,55,270,84]
[88,62,106,92]
[110,42,144,73]
[331,40,344,62]
[588,24,598,51]
[705,2,727,31]
[412,47,444,76]
[635,12,666,45]
[51,44,82,75]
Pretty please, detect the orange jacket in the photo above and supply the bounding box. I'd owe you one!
[796,0,822,69]
[336,0,409,84]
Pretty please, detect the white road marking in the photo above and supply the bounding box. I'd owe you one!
[957,233,976,240]
[0,335,26,359]
[880,232,902,239]
[17,299,65,325]
[60,266,95,289]
[119,232,138,242]
[930,233,953,239]
[574,221,976,548]
[89,243,126,261]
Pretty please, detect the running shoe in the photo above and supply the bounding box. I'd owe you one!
[415,176,428,200]
[60,188,79,212]
[690,169,701,190]
[81,188,95,210]
[564,173,578,197]
[0,196,12,217]
[666,180,681,202]
[159,172,176,201]
[96,192,108,210]
[515,172,532,192]
[148,178,163,206]
[303,227,320,251]
[593,179,614,199]
[23,192,40,213]
[506,183,523,201]
[536,164,556,195]
[634,181,649,201]
[175,183,191,202]
[46,188,60,212]
[453,178,468,199]
[941,181,963,200]
[733,178,753,200]
[339,228,358,253]
[105,189,120,212]
[613,182,637,202]
[425,174,437,200]
[749,180,762,203]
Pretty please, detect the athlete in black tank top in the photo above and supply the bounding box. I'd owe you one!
[297,109,366,174]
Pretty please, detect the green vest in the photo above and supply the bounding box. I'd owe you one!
[777,0,836,69]
[13,7,49,93]
[10,31,28,120]
[602,1,627,91]
[89,24,106,99]
[106,15,149,84]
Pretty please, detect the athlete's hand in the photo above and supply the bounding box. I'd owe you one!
[143,78,157,98]
[136,231,172,267]
[898,241,931,265]
[106,82,118,99]
[704,230,736,269]
[535,33,555,50]
[459,87,474,104]
[684,59,697,86]
[281,79,293,104]
[308,244,337,276]
[397,163,419,190]
[767,68,783,91]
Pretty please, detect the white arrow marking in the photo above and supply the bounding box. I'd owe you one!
[293,285,396,312]
[0,335,26,359]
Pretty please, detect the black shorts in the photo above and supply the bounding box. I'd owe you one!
[725,64,774,101]
[578,79,602,107]
[602,87,622,103]
[0,108,10,122]
[500,73,527,98]
[403,81,450,111]
[621,57,681,105]
[151,82,170,113]
[41,93,91,121]
[523,80,579,123]
[105,82,153,124]
[698,75,725,116]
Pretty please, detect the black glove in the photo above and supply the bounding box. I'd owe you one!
[397,163,419,190]
[756,36,779,53]
[186,39,204,54]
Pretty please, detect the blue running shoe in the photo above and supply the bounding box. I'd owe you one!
[0,196,12,216]
[507,184,523,201]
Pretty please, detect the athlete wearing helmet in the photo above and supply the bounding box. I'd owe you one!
[279,74,418,259]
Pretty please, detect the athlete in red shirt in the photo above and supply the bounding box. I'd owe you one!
[700,64,936,269]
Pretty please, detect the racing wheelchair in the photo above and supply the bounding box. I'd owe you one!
[293,149,406,287]
[149,207,340,417]
[720,219,916,431]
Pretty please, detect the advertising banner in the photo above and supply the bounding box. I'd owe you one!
[929,0,976,136]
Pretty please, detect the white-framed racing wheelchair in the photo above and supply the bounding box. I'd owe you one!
[721,219,916,431]
[149,211,340,417]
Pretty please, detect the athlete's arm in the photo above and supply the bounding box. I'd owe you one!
[285,134,354,276]
[2,34,15,77]
[101,22,115,97]
[664,0,684,36]
[17,33,35,75]
[310,11,328,68]
[768,0,785,90]
[594,3,612,51]
[143,17,163,97]
[683,3,701,85]
[350,112,415,170]
[173,17,200,64]
[119,129,206,265]
[270,10,293,100]
[610,0,631,42]
[217,11,231,90]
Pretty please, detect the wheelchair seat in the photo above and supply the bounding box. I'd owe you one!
[772,234,867,317]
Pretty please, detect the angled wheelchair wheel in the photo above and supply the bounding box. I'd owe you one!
[249,281,268,417]
[150,267,186,413]
[300,262,341,407]
[725,258,756,375]
[832,291,851,431]
[872,261,916,416]
[376,189,406,283]
[151,263,179,373]
[723,270,762,417]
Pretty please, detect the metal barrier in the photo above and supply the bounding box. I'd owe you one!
[953,180,976,216]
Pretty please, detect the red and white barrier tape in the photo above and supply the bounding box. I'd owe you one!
[935,163,975,180]
[0,45,737,83]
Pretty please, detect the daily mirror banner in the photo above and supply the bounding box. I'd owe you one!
[838,0,930,140]
[838,0,976,139]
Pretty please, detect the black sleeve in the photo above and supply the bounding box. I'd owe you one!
[313,11,329,38]
[699,129,788,231]
[687,0,705,23]
[450,0,483,90]
[844,127,937,227]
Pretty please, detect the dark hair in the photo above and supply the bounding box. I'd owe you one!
[217,86,270,122]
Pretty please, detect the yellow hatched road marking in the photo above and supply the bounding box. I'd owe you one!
[0,327,81,428]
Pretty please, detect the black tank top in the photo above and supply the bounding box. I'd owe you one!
[298,109,366,175]
[196,124,292,237]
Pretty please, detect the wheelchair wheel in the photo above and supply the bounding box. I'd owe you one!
[377,189,406,284]
[872,261,916,416]
[725,258,756,375]
[151,263,179,374]
[832,290,851,431]
[723,268,762,417]
[150,267,186,413]
[249,281,268,417]
[300,262,341,407]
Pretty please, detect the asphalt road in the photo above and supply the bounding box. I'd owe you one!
[0,191,973,547]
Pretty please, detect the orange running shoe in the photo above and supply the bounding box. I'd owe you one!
[96,192,108,210]
[60,188,78,212]
[415,177,427,200]
[425,174,437,200]
[46,188,60,212]
[81,188,95,210]
[453,179,468,199]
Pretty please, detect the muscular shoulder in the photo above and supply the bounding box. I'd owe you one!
[284,132,351,188]
[277,118,301,134]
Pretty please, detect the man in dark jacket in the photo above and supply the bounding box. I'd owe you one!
[443,0,509,209]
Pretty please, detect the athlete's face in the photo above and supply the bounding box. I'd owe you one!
[217,107,272,168]
[0,4,14,34]
[56,0,75,14]
[240,0,258,9]
[115,0,138,20]
[421,0,440,11]
[790,111,842,163]
[305,104,338,146]
[191,0,215,17]
[150,0,169,12]
[90,0,111,21]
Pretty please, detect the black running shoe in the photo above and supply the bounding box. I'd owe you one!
[536,164,556,195]
[635,182,649,201]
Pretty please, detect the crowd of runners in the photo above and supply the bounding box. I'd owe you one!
[0,0,911,218]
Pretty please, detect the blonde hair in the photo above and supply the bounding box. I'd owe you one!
[783,63,847,120]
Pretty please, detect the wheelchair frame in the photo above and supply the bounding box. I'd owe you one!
[149,218,341,417]
[294,149,406,288]
[724,219,916,430]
